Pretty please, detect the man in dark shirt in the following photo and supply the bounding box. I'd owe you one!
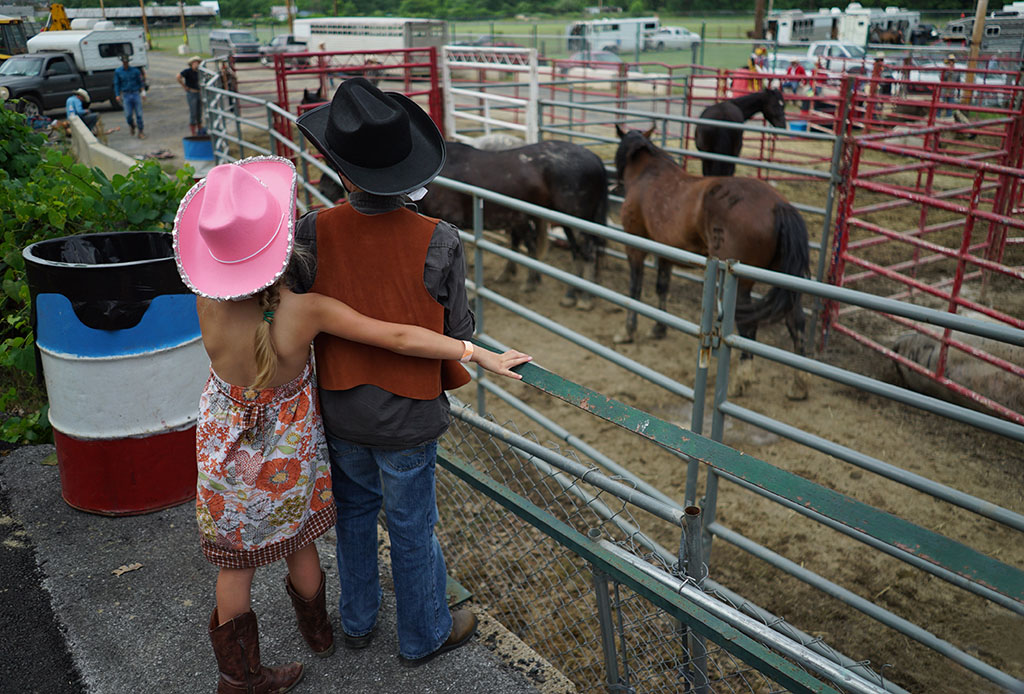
[294,78,479,666]
[176,55,203,135]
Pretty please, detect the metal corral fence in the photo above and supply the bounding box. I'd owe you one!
[195,55,1024,692]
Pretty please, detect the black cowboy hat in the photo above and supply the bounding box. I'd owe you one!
[295,77,445,196]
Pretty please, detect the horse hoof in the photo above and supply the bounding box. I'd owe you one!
[576,297,594,312]
[559,295,577,308]
[786,376,809,401]
[520,282,538,293]
[612,332,634,345]
[647,324,667,339]
[728,381,746,398]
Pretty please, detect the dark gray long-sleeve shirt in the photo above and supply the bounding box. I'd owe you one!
[292,191,474,448]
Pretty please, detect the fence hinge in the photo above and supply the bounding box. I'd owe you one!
[697,326,720,369]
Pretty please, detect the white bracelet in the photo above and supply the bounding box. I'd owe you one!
[459,340,475,363]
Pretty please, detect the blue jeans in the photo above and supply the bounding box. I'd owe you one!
[186,90,202,126]
[327,437,452,660]
[122,91,143,132]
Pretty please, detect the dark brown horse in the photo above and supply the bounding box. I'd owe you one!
[417,140,609,309]
[614,125,809,399]
[694,88,786,177]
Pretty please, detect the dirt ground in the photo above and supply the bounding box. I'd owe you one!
[100,61,1023,692]
[457,132,1023,692]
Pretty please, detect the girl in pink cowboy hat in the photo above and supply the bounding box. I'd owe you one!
[173,155,530,694]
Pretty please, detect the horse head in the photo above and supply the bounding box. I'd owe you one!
[614,124,657,185]
[761,88,787,129]
[302,87,324,105]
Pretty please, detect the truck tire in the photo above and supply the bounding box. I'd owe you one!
[16,95,42,118]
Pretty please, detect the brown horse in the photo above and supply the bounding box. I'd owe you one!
[613,125,810,399]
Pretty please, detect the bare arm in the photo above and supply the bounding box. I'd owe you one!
[303,291,531,379]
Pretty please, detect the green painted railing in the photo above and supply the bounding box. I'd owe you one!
[499,354,1024,606]
[437,446,842,694]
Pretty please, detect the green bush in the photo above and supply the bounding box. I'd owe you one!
[0,107,194,445]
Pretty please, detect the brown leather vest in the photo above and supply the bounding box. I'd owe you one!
[310,202,470,398]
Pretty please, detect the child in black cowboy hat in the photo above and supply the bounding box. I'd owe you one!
[294,78,491,666]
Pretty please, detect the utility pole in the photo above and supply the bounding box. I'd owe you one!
[99,0,106,19]
[287,0,294,35]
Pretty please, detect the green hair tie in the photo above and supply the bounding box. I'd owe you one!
[262,311,274,324]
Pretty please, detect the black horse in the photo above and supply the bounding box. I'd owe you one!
[694,88,786,176]
[417,140,609,309]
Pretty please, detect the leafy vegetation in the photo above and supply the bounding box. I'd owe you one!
[0,106,194,445]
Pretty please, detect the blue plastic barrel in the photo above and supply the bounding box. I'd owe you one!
[182,135,214,160]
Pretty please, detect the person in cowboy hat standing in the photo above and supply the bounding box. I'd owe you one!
[295,77,480,667]
[177,55,204,136]
[173,155,529,692]
[113,54,146,138]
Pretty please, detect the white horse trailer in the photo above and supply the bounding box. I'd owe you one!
[292,17,447,53]
[766,9,841,44]
[565,16,660,53]
[839,3,920,44]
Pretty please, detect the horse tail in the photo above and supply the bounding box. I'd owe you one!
[735,202,809,325]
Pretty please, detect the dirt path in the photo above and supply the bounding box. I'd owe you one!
[94,50,209,167]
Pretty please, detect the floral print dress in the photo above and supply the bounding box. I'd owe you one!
[195,355,336,568]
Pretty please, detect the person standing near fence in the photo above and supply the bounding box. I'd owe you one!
[114,54,145,139]
[177,55,204,136]
[294,77,482,667]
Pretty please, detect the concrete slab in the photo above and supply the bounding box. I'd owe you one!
[0,445,569,694]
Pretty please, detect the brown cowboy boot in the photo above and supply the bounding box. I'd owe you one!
[285,570,335,657]
[208,607,304,694]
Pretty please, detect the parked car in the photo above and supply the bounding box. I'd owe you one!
[209,29,261,62]
[905,57,1010,105]
[646,26,700,51]
[259,34,309,66]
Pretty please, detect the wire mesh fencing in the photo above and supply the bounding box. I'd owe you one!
[434,403,887,694]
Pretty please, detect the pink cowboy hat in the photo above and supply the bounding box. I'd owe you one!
[173,156,297,300]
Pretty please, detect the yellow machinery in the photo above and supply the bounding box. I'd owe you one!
[0,15,30,61]
[42,3,71,32]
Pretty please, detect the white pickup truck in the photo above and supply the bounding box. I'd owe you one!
[775,40,878,75]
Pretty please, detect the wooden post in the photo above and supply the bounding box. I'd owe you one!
[963,0,988,100]
[138,0,151,49]
[179,0,188,48]
[287,0,294,35]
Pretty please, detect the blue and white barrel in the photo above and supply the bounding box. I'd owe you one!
[23,231,208,515]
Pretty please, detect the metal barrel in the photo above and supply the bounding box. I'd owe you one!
[23,231,208,516]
